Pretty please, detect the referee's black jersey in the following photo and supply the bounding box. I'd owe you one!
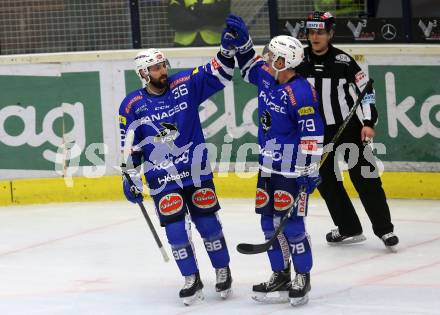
[296,44,378,128]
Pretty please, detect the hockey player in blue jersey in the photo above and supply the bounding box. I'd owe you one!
[118,32,237,305]
[224,15,324,306]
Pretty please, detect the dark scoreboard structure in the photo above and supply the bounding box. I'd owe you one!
[278,17,440,43]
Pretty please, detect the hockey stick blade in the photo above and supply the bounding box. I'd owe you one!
[236,237,280,254]
[236,242,269,255]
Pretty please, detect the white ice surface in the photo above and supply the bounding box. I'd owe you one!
[1,198,439,315]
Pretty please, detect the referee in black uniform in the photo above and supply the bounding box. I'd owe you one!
[296,11,399,250]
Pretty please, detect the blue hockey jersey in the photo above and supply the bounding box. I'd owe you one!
[236,50,324,177]
[119,53,234,194]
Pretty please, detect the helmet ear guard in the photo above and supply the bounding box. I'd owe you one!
[134,49,170,86]
[262,43,270,62]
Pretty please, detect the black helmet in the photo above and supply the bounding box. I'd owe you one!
[305,11,336,33]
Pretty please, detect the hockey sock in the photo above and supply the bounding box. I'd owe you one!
[261,214,290,271]
[284,217,312,273]
[192,213,230,268]
[165,218,198,276]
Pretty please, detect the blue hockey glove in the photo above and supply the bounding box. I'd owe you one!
[225,14,253,53]
[220,27,237,58]
[296,174,322,195]
[122,169,144,204]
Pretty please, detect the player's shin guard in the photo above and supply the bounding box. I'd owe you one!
[192,213,232,298]
[165,219,198,277]
[283,215,312,274]
[192,213,230,268]
[287,233,312,273]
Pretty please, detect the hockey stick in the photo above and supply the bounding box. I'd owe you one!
[122,129,170,262]
[236,79,374,255]
[320,79,374,166]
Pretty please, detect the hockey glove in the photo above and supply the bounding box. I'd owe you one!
[220,27,237,58]
[296,174,322,195]
[122,169,144,204]
[225,14,253,53]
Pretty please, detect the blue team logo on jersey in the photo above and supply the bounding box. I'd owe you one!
[261,110,272,134]
[154,122,179,148]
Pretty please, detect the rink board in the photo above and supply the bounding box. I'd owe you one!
[1,171,439,205]
[0,181,12,206]
[1,45,440,181]
[9,177,124,205]
[1,46,439,205]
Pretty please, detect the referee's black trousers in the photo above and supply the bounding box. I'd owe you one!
[318,119,394,238]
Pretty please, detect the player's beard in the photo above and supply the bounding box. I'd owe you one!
[149,75,168,90]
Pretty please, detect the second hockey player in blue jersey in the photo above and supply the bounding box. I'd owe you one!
[118,31,237,305]
[224,15,324,306]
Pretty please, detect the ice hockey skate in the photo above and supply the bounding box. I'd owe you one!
[252,267,291,303]
[179,272,204,306]
[216,266,232,299]
[326,228,366,245]
[381,232,399,252]
[289,272,311,306]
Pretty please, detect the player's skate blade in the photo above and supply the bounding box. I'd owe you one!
[182,289,204,306]
[252,267,291,303]
[219,288,232,299]
[290,294,309,306]
[252,290,289,303]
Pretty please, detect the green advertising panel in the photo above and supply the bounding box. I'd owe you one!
[126,65,440,164]
[3,63,436,173]
[0,72,104,170]
[125,69,260,163]
[370,66,440,162]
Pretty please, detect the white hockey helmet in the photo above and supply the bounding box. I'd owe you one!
[267,35,304,71]
[134,48,169,86]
